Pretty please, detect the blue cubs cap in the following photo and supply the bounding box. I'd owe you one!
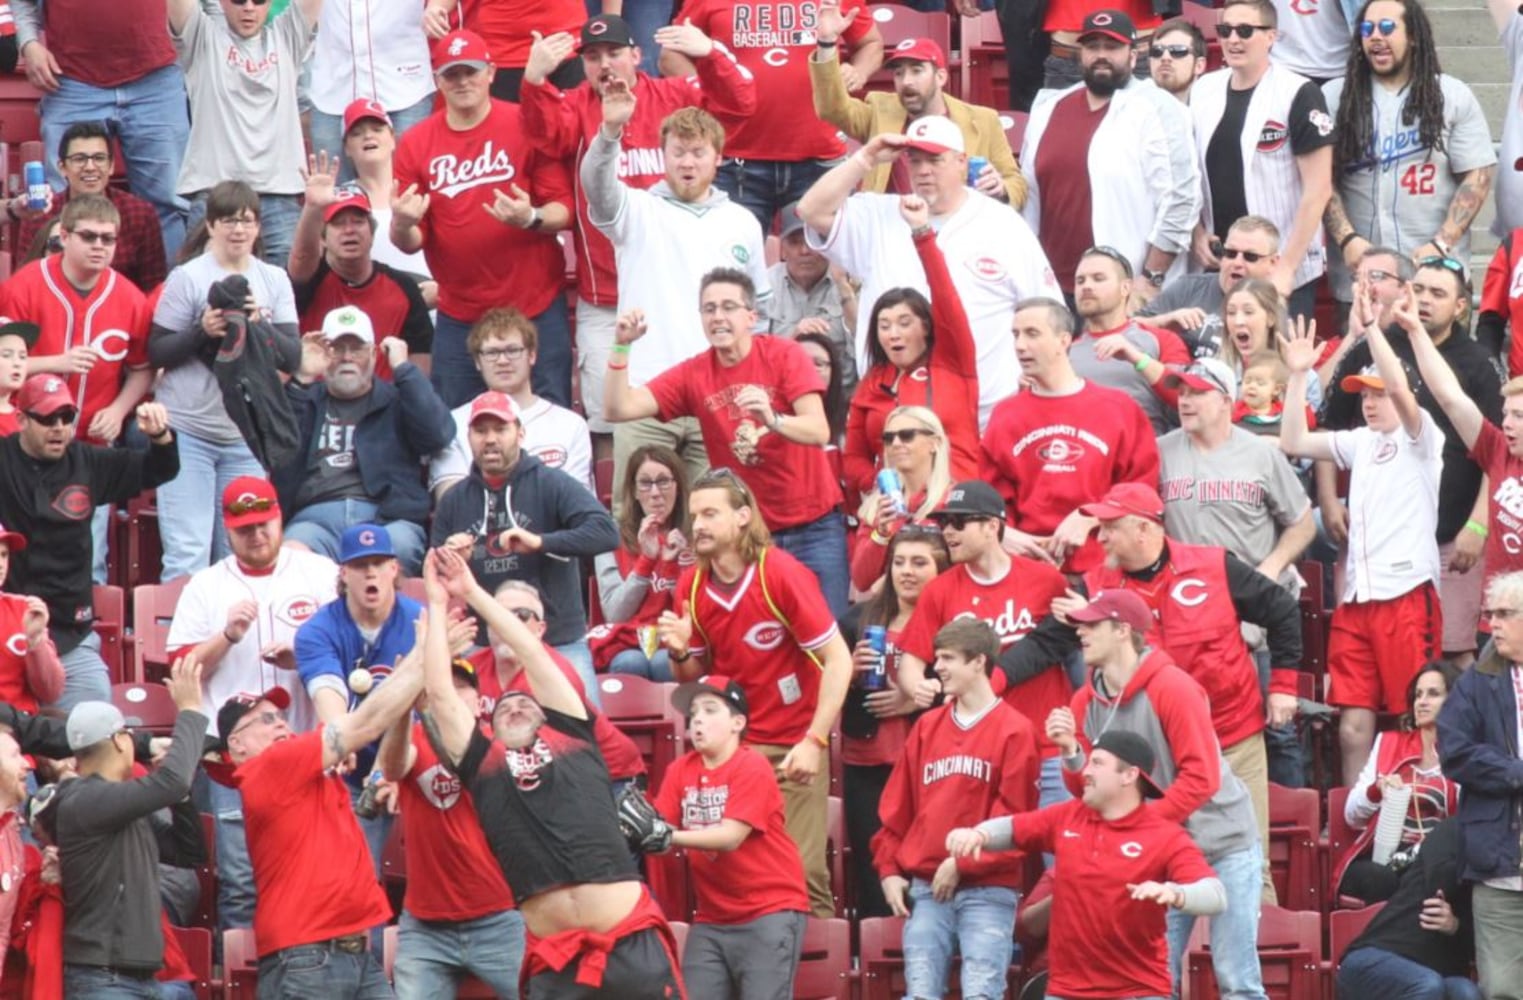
[339,523,396,564]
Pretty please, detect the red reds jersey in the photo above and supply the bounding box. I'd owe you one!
[392,102,573,322]
[1481,229,1523,379]
[654,746,809,924]
[519,54,757,308]
[673,0,874,160]
[898,557,1071,756]
[979,380,1160,574]
[0,257,149,444]
[0,595,48,713]
[679,547,840,746]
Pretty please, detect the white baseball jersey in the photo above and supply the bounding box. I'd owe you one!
[308,0,434,116]
[1269,0,1355,82]
[429,396,595,495]
[1495,12,1523,237]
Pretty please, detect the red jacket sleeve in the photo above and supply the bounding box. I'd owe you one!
[954,715,1040,880]
[528,147,574,216]
[850,528,889,592]
[693,41,758,118]
[916,230,977,379]
[1146,666,1224,825]
[871,724,920,877]
[518,79,585,161]
[1061,684,1094,799]
[843,383,878,496]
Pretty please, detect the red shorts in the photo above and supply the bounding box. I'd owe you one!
[1327,583,1442,713]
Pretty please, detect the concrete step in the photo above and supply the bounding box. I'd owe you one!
[1435,44,1511,85]
[1464,80,1512,137]
[1427,6,1504,47]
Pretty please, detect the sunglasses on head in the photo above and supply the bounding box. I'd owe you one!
[1216,22,1270,39]
[1149,43,1194,59]
[1220,246,1267,263]
[1360,17,1398,36]
[226,496,275,517]
[881,428,936,446]
[693,467,752,499]
[1082,244,1134,277]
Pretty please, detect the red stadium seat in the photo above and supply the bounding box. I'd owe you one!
[997,110,1029,158]
[93,584,127,684]
[594,457,614,509]
[222,927,260,999]
[793,917,853,1000]
[961,11,1008,108]
[131,576,189,685]
[598,675,684,792]
[1268,783,1323,912]
[1328,902,1385,962]
[866,7,958,97]
[110,682,178,736]
[169,924,216,1000]
[858,916,907,1000]
[1178,1,1226,71]
[1324,786,1371,909]
[826,794,851,918]
[111,492,162,594]
[1188,905,1323,1000]
[191,812,217,931]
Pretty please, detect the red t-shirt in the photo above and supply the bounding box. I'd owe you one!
[673,0,873,161]
[647,335,839,531]
[0,259,150,444]
[1008,800,1216,999]
[979,380,1161,574]
[398,724,516,921]
[1035,91,1107,294]
[1471,420,1523,593]
[462,0,584,68]
[678,547,841,746]
[467,646,646,781]
[234,732,393,956]
[392,102,573,322]
[898,558,1070,757]
[653,746,809,924]
[0,595,40,713]
[1043,0,1160,33]
[0,411,16,438]
[40,0,177,88]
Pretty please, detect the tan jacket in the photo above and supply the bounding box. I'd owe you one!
[808,51,1027,208]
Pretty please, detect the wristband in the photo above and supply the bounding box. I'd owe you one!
[670,647,692,663]
[1465,519,1489,539]
[816,38,838,47]
[611,343,631,354]
[1433,237,1453,258]
[223,627,241,644]
[1134,356,1152,373]
[808,730,830,749]
[1337,231,1358,251]
[869,530,890,546]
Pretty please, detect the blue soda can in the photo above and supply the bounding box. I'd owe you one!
[967,155,989,186]
[23,161,46,212]
[862,625,889,691]
[876,468,906,516]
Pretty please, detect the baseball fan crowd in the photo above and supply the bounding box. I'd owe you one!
[0,0,1515,997]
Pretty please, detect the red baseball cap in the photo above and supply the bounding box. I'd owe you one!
[469,390,522,426]
[0,522,28,553]
[16,374,76,419]
[342,98,392,136]
[323,185,372,224]
[885,37,946,69]
[222,476,281,530]
[1079,482,1165,523]
[433,30,492,72]
[1067,589,1154,633]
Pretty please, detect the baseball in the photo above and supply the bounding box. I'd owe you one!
[348,668,374,695]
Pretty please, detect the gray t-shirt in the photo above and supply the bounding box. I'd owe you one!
[1158,425,1310,589]
[1497,13,1523,237]
[295,394,368,509]
[1323,73,1496,299]
[152,253,299,444]
[174,6,315,196]
[762,262,856,398]
[1138,273,1225,360]
[1069,322,1170,435]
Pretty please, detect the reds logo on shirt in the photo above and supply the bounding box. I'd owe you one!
[966,257,1008,282]
[1371,439,1399,464]
[275,596,319,628]
[953,600,1037,646]
[3,634,24,657]
[1257,121,1289,153]
[1170,579,1208,608]
[505,738,555,791]
[728,2,820,48]
[1037,439,1086,464]
[744,620,788,651]
[91,330,131,363]
[1120,841,1144,858]
[428,143,518,199]
[51,485,93,521]
[417,762,463,810]
[531,445,567,469]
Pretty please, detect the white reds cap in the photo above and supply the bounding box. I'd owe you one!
[901,115,965,156]
[320,306,375,345]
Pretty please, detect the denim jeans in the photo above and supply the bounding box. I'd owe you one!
[255,943,391,1000]
[1036,754,1072,868]
[432,296,571,409]
[772,511,849,619]
[1167,842,1268,1000]
[156,430,266,581]
[92,503,111,586]
[308,93,434,184]
[202,774,256,930]
[40,63,190,259]
[186,191,303,269]
[63,965,164,999]
[285,498,427,576]
[609,648,674,683]
[529,295,573,410]
[903,880,1018,1000]
[394,908,525,1000]
[552,640,600,709]
[56,631,110,712]
[159,982,196,1000]
[714,157,839,234]
[1253,647,1305,788]
[1338,947,1483,1000]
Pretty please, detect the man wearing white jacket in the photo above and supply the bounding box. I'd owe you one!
[1021,10,1200,305]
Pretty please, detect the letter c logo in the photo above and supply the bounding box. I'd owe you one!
[1171,578,1209,607]
[763,47,789,67]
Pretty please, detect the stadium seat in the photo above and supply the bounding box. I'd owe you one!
[91,584,127,684]
[381,925,497,997]
[866,7,957,97]
[169,924,216,1000]
[1328,902,1385,963]
[858,916,907,1000]
[222,927,260,999]
[793,917,853,1000]
[131,576,189,685]
[997,111,1030,159]
[1178,0,1226,71]
[1268,782,1323,912]
[111,491,162,593]
[960,11,1007,106]
[1187,905,1323,1000]
[110,681,178,736]
[594,457,614,509]
[191,813,217,931]
[1324,786,1370,909]
[826,794,851,918]
[598,674,684,792]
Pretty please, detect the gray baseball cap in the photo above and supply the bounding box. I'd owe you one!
[66,702,130,752]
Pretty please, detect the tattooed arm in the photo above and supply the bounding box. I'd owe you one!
[1324,190,1368,270]
[318,643,425,772]
[1424,166,1496,258]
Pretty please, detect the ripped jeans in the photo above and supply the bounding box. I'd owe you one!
[903,880,1017,999]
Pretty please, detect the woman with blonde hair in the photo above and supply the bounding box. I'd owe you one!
[849,406,952,592]
[1220,278,1323,410]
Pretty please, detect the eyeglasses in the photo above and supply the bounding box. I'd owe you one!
[226,496,276,517]
[1360,17,1398,37]
[1363,268,1401,284]
[881,428,936,446]
[1485,607,1522,622]
[937,513,992,531]
[229,710,283,739]
[478,345,528,362]
[636,476,677,493]
[63,153,111,167]
[213,215,260,229]
[44,235,62,254]
[329,341,372,358]
[1220,246,1267,263]
[511,607,542,623]
[1081,244,1134,278]
[26,410,75,427]
[68,228,117,246]
[1216,22,1272,39]
[1149,44,1194,59]
[228,0,269,5]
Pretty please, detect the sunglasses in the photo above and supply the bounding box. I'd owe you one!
[229,710,283,738]
[1149,44,1194,58]
[936,513,993,531]
[1216,22,1271,39]
[1082,244,1134,277]
[881,428,936,446]
[1360,17,1398,37]
[26,410,75,427]
[1418,255,1467,275]
[1220,246,1267,263]
[511,607,542,623]
[226,496,276,517]
[228,0,270,5]
[69,228,117,246]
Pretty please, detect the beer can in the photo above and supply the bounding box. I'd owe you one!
[876,468,906,517]
[966,155,989,186]
[861,625,888,691]
[23,161,46,212]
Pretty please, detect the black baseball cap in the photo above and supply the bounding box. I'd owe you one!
[1093,730,1164,799]
[931,480,1006,520]
[581,14,635,49]
[1078,9,1137,44]
[673,675,749,717]
[212,686,292,752]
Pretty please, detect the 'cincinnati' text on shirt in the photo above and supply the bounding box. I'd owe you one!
[1159,477,1266,506]
[1011,424,1113,457]
[924,754,993,785]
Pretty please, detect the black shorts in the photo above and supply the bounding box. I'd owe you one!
[526,927,684,1000]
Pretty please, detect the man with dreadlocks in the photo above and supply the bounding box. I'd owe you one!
[1322,0,1495,315]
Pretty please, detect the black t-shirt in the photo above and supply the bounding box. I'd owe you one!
[457,708,638,903]
[1322,326,1504,542]
[1345,819,1472,977]
[1206,81,1334,241]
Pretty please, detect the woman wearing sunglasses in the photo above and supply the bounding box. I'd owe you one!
[849,406,951,594]
[842,194,979,498]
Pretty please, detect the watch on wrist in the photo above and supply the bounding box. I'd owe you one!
[526,206,544,230]
[1141,268,1166,288]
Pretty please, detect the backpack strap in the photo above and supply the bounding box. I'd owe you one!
[756,548,824,672]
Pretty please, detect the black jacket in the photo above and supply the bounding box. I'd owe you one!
[212,312,302,470]
[1438,643,1523,883]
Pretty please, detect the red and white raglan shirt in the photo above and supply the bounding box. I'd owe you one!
[293,259,432,381]
[467,645,646,782]
[0,256,149,445]
[587,546,688,668]
[0,594,63,713]
[1470,421,1523,600]
[979,381,1161,574]
[646,334,841,531]
[992,799,1218,999]
[653,745,809,924]
[678,547,840,747]
[872,697,1038,888]
[674,0,873,162]
[519,48,756,308]
[897,556,1071,756]
[398,723,516,921]
[392,101,573,323]
[234,732,393,957]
